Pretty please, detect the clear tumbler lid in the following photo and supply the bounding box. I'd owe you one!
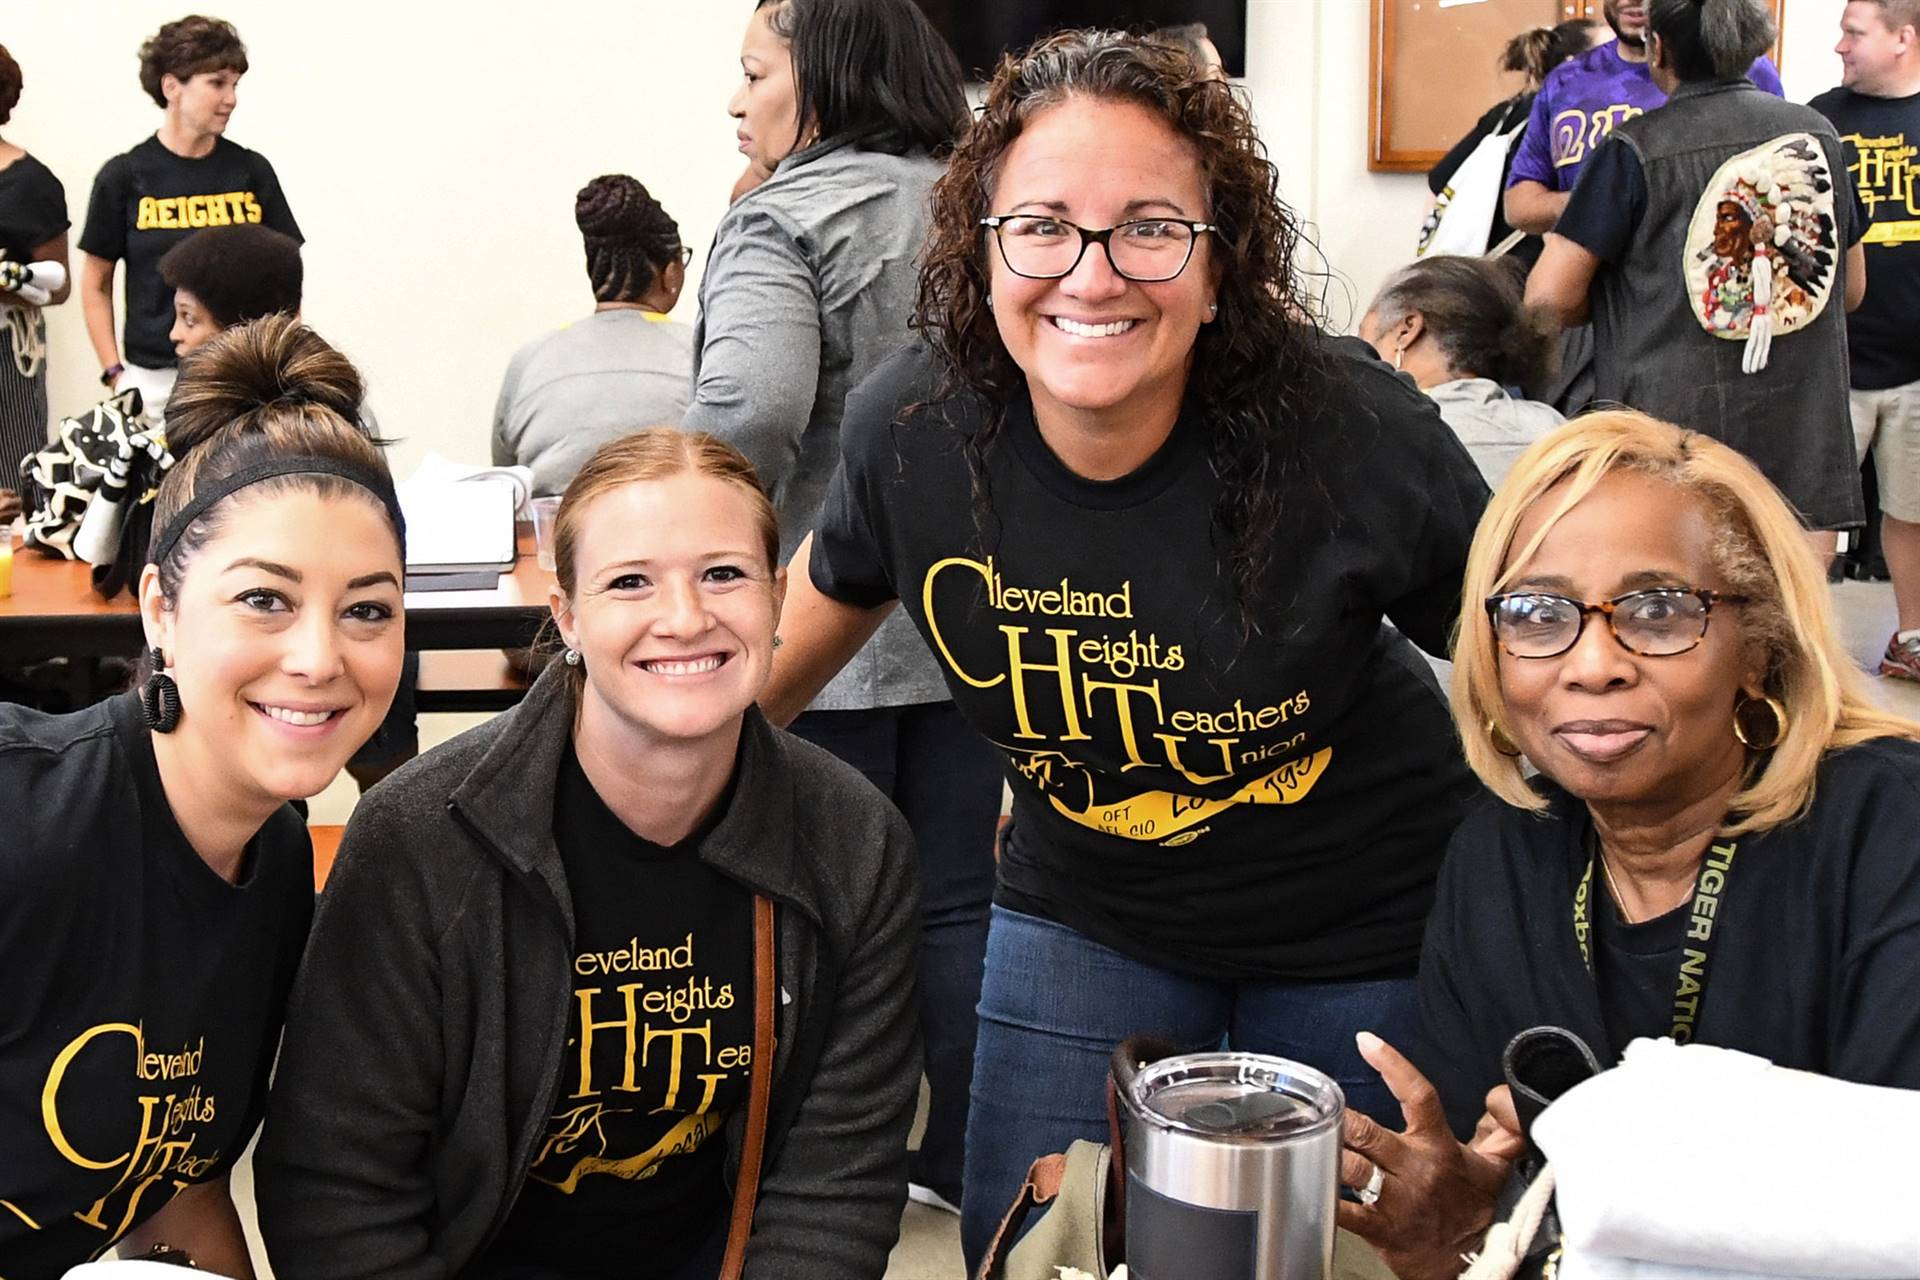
[1128,1051,1345,1141]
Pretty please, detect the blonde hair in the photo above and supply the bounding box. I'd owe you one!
[1451,410,1919,834]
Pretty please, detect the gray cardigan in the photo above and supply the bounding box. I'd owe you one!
[684,139,949,712]
[254,666,922,1278]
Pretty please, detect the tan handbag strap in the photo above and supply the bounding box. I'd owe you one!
[976,1152,1069,1279]
[719,894,777,1280]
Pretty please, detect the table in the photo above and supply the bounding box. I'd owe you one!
[0,529,556,662]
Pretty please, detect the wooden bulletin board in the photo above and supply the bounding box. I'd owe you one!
[1369,0,1790,173]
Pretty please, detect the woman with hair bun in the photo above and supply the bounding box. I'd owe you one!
[1360,254,1564,487]
[492,174,694,497]
[0,312,407,1278]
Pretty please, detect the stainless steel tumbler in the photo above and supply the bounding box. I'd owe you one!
[1120,1051,1344,1280]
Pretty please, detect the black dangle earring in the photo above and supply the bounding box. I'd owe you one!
[141,646,182,733]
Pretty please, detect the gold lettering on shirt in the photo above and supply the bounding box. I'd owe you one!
[533,930,751,1194]
[924,555,1329,845]
[1550,103,1645,170]
[1843,131,1920,242]
[133,191,268,232]
[17,1021,227,1260]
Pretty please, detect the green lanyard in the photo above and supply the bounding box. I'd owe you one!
[1572,835,1740,1044]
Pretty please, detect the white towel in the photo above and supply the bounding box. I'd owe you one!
[1532,1039,1920,1279]
[1553,1248,1824,1280]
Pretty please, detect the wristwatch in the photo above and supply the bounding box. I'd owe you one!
[100,362,125,387]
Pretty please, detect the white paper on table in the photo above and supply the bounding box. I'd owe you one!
[401,452,535,513]
[1535,1039,1920,1279]
[396,472,518,574]
[403,579,526,610]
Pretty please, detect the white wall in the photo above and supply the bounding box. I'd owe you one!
[11,1,753,476]
[8,1,1852,472]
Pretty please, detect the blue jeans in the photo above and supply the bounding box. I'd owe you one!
[789,701,1001,1204]
[960,906,1420,1271]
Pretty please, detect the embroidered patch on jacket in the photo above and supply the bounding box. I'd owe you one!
[1683,133,1839,373]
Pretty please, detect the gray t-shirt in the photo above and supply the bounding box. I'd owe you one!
[1424,377,1563,490]
[492,309,694,496]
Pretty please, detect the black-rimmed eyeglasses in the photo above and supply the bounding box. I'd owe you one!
[678,246,695,266]
[980,214,1215,283]
[1485,588,1751,659]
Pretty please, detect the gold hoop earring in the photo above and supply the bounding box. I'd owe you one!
[1733,694,1788,751]
[1486,719,1523,758]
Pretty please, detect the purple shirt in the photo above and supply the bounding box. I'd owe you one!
[1507,41,1784,192]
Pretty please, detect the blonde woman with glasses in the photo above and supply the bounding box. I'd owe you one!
[1337,410,1920,1280]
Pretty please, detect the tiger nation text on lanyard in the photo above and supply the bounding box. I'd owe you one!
[1572,836,1739,1043]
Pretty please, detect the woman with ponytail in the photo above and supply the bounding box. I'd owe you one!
[492,174,694,497]
[0,313,407,1277]
[1422,20,1598,263]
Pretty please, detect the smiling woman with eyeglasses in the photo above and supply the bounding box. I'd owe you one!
[1338,410,1920,1280]
[759,28,1496,1267]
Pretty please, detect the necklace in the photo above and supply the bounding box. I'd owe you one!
[1598,851,1637,923]
[1573,834,1741,1043]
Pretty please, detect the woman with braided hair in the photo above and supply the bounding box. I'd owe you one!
[492,173,694,496]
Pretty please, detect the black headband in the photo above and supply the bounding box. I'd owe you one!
[148,455,408,569]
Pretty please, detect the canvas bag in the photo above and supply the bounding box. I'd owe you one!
[1419,100,1528,258]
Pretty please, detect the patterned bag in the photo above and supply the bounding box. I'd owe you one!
[17,388,171,564]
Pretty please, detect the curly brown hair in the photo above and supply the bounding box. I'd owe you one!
[913,28,1332,630]
[139,15,249,109]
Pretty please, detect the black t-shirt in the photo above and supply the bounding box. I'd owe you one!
[1416,739,1920,1139]
[0,693,314,1278]
[811,341,1489,980]
[480,744,755,1280]
[1591,878,1694,1055]
[78,136,301,369]
[1810,86,1920,390]
[0,153,69,263]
